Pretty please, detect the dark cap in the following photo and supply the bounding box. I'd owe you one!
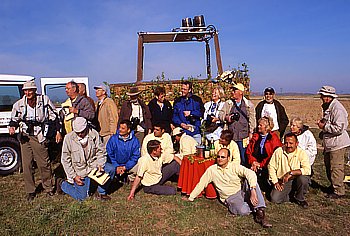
[264,87,275,94]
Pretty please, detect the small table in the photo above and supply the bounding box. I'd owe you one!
[178,155,217,199]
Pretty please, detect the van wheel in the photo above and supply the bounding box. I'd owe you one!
[0,137,21,175]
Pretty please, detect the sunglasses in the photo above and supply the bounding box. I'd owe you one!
[216,155,227,159]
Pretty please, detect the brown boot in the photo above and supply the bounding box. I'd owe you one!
[255,208,272,228]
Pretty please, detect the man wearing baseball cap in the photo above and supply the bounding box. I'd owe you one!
[93,84,119,146]
[317,85,350,199]
[255,87,289,139]
[219,83,256,165]
[60,117,114,201]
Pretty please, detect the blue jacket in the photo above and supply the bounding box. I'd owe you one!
[106,130,140,171]
[173,94,204,136]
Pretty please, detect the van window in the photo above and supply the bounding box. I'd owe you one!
[44,84,67,107]
[0,85,23,111]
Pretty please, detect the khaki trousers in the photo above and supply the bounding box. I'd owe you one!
[324,148,346,196]
[20,136,53,194]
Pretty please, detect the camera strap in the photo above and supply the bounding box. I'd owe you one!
[234,101,249,121]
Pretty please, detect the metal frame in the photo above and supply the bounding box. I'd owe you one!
[136,25,223,84]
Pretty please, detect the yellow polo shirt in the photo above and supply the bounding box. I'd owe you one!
[188,162,257,202]
[214,140,241,164]
[137,153,173,186]
[268,147,311,184]
[141,132,174,160]
[178,133,198,160]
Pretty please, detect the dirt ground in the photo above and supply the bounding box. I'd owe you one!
[251,95,350,129]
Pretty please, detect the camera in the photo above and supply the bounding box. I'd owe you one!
[130,117,140,130]
[230,112,240,122]
[205,116,214,127]
[186,115,198,125]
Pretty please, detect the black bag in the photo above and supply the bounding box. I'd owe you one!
[42,120,58,139]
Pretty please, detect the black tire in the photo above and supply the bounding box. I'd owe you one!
[0,137,21,175]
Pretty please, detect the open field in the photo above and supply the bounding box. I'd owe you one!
[251,95,350,129]
[1,97,350,235]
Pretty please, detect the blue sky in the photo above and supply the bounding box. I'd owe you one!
[1,0,349,94]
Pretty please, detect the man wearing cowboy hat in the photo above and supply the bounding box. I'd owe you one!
[119,87,152,144]
[317,85,350,199]
[9,80,61,201]
[93,84,119,146]
[219,83,256,166]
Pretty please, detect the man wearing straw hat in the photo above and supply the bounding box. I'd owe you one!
[317,85,350,199]
[119,87,152,144]
[9,80,61,201]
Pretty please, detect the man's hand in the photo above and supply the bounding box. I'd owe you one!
[250,188,258,206]
[98,165,104,173]
[9,127,15,135]
[74,176,84,186]
[181,196,192,202]
[282,172,292,183]
[180,123,190,130]
[211,116,219,123]
[251,161,260,172]
[55,132,62,143]
[68,107,78,114]
[274,182,284,192]
[183,111,191,117]
[116,166,126,175]
[127,192,134,201]
[317,119,326,129]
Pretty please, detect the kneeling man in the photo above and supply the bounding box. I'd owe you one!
[268,133,311,208]
[128,140,181,200]
[184,148,272,228]
[60,117,115,201]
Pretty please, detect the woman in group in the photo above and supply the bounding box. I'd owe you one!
[203,86,225,141]
[290,117,317,168]
[246,116,282,192]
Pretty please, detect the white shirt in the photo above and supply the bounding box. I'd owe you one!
[131,103,144,132]
[261,103,279,131]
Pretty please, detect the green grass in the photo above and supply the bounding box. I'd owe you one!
[1,129,349,235]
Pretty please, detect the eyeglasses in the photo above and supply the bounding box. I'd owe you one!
[264,93,273,96]
[216,155,227,159]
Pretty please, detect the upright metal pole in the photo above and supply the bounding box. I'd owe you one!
[205,40,211,79]
[136,35,144,84]
[213,33,223,75]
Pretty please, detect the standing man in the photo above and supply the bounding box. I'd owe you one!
[128,140,181,199]
[59,117,114,201]
[106,120,141,182]
[60,81,95,134]
[255,87,289,139]
[219,83,256,165]
[173,81,204,144]
[268,133,311,208]
[317,85,350,199]
[184,148,272,228]
[94,84,119,146]
[9,80,61,201]
[119,87,152,145]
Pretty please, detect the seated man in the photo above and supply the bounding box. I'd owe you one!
[172,127,198,160]
[141,122,174,159]
[106,120,140,181]
[59,117,114,201]
[268,133,311,208]
[184,148,272,228]
[128,140,181,199]
[214,130,241,164]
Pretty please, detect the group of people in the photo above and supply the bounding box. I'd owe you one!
[9,80,349,228]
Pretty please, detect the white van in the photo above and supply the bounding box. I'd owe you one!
[0,75,89,175]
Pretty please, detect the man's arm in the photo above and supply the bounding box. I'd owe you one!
[61,136,77,181]
[106,136,121,169]
[127,175,142,200]
[186,167,213,201]
[125,139,141,171]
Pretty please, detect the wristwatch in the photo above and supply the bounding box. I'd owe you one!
[289,171,293,176]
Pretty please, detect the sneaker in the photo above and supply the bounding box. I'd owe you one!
[296,200,309,209]
[27,192,36,202]
[326,193,344,199]
[95,193,111,201]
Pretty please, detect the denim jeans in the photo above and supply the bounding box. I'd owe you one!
[236,140,246,166]
[61,162,115,201]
